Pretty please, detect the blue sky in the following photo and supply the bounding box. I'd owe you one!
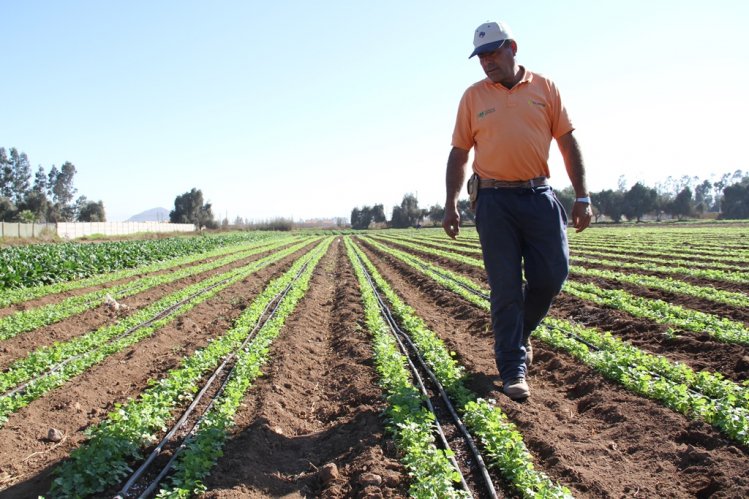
[2,1,747,222]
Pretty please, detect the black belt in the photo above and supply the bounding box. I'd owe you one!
[478,177,548,189]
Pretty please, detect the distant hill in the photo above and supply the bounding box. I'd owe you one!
[126,207,170,222]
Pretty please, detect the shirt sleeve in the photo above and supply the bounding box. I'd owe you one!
[451,89,474,150]
[549,81,574,139]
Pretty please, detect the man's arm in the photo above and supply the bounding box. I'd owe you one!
[557,131,592,232]
[442,146,470,239]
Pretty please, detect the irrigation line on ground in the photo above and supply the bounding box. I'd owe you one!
[115,256,312,499]
[352,248,490,498]
[0,238,319,427]
[364,237,749,444]
[355,249,498,498]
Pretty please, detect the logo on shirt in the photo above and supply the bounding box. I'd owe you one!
[477,108,496,119]
[528,99,546,107]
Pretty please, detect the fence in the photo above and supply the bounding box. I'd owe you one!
[1,221,196,239]
[0,222,56,238]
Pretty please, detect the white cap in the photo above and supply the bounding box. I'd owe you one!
[470,21,514,58]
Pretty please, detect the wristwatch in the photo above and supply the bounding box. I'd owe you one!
[575,197,591,204]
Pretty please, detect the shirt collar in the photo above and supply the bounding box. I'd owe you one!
[484,66,533,88]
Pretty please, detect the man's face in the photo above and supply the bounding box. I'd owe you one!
[477,40,516,85]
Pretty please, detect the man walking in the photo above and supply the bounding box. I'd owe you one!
[443,21,592,400]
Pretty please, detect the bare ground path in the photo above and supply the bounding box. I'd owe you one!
[204,238,408,498]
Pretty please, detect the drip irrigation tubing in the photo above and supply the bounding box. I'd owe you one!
[353,249,499,499]
[1,272,238,401]
[392,247,737,409]
[114,258,312,499]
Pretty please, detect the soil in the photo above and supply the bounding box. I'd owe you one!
[0,235,748,498]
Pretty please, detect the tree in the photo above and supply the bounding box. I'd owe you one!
[18,191,50,222]
[667,187,693,220]
[693,180,712,214]
[0,197,16,221]
[623,182,657,222]
[390,193,425,228]
[350,206,372,229]
[32,165,47,194]
[592,189,625,222]
[427,204,445,225]
[8,148,31,204]
[719,178,749,219]
[77,200,106,222]
[50,162,77,207]
[0,148,12,199]
[169,188,216,228]
[371,204,386,224]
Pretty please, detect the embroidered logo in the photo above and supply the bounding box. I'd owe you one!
[477,108,496,119]
[529,99,546,107]
[478,31,486,38]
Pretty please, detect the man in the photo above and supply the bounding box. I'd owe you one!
[442,21,592,401]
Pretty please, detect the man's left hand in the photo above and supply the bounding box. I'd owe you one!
[571,201,592,232]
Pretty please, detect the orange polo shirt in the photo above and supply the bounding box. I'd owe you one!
[451,68,574,181]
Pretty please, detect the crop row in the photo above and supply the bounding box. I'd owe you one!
[345,238,470,497]
[0,235,298,308]
[569,240,749,263]
[380,232,749,278]
[419,230,749,262]
[50,237,332,497]
[0,235,297,342]
[442,226,749,254]
[402,232,749,308]
[0,231,274,290]
[367,235,749,340]
[359,237,749,446]
[563,281,749,345]
[348,238,573,498]
[0,238,318,427]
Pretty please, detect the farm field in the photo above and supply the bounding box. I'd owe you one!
[0,225,747,498]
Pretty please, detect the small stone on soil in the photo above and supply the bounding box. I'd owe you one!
[46,428,63,442]
[358,472,382,486]
[319,463,339,484]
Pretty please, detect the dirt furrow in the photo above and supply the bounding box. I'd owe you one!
[357,238,749,498]
[553,294,749,383]
[204,239,408,498]
[0,244,267,320]
[0,243,305,370]
[371,239,749,382]
[0,246,308,497]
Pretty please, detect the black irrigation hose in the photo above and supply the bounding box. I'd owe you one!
[1,274,239,401]
[114,258,312,499]
[404,249,726,409]
[354,249,500,499]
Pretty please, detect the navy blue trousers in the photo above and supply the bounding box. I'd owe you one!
[475,186,569,383]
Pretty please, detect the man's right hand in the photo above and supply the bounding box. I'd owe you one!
[442,208,461,239]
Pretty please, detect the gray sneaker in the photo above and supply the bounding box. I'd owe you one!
[525,339,533,366]
[503,377,530,400]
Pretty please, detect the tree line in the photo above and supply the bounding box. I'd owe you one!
[350,170,749,229]
[350,194,476,229]
[0,147,105,223]
[563,170,749,222]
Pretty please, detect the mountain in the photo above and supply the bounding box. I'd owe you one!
[126,207,170,222]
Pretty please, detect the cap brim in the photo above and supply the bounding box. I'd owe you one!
[469,40,506,58]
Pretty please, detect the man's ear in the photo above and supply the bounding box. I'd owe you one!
[510,40,518,55]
